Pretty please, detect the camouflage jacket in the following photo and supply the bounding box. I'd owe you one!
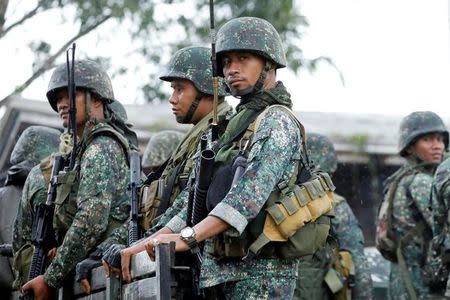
[166,104,301,288]
[150,101,233,233]
[43,122,130,288]
[332,193,373,299]
[432,157,450,236]
[385,159,435,299]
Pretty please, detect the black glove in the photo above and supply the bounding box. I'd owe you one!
[102,244,126,269]
[75,249,103,282]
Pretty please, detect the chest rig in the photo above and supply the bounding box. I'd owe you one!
[52,123,131,241]
[206,105,335,260]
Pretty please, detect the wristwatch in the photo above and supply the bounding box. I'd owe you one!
[180,227,198,249]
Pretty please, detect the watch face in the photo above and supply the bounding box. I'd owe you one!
[181,227,194,238]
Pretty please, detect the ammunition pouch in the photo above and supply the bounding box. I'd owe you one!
[325,249,355,300]
[208,172,335,260]
[247,172,335,259]
[54,169,79,237]
[12,243,34,289]
[139,179,163,231]
[139,163,189,231]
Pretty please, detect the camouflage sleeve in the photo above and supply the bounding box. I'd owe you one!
[44,136,128,288]
[332,201,373,299]
[95,220,129,252]
[164,189,189,233]
[150,186,190,234]
[432,159,450,235]
[12,165,47,253]
[209,107,301,234]
[408,173,434,229]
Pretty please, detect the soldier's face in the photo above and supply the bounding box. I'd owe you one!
[55,89,87,128]
[410,133,445,163]
[169,79,198,123]
[222,52,265,91]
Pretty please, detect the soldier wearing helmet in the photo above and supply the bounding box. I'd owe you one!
[136,17,319,299]
[101,47,232,289]
[381,111,447,299]
[294,133,373,300]
[141,130,185,173]
[0,126,60,293]
[19,60,137,299]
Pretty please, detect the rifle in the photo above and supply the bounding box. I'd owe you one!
[25,155,64,299]
[128,150,142,245]
[183,2,219,299]
[24,44,76,299]
[67,43,77,170]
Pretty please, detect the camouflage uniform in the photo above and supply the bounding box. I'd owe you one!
[141,130,185,169]
[103,47,231,268]
[2,126,60,290]
[15,60,135,289]
[294,133,373,300]
[144,46,232,232]
[429,156,450,296]
[165,17,300,299]
[385,111,448,300]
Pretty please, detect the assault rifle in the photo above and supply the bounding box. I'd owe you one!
[25,155,64,299]
[25,43,77,299]
[128,150,142,245]
[183,2,219,299]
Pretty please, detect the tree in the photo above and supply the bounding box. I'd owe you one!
[0,0,331,104]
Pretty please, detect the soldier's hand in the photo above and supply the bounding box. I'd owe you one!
[47,247,57,261]
[102,244,126,279]
[144,234,190,261]
[76,249,103,294]
[21,275,54,300]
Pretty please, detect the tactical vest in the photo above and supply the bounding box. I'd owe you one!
[376,162,435,300]
[53,123,131,242]
[205,105,335,260]
[139,153,193,231]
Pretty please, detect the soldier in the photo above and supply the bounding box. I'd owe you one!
[0,126,60,293]
[17,59,136,300]
[428,142,450,296]
[141,130,185,173]
[137,17,327,299]
[102,46,232,281]
[294,133,373,300]
[380,111,447,300]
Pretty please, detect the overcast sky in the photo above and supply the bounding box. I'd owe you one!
[1,0,449,118]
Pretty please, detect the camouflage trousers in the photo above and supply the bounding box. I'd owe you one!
[388,262,429,300]
[206,274,296,300]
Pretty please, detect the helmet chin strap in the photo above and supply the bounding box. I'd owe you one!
[227,60,273,97]
[177,92,202,124]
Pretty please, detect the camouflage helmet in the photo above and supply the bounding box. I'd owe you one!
[306,133,338,174]
[10,126,61,169]
[46,60,115,112]
[160,46,227,97]
[106,99,128,122]
[398,111,449,157]
[215,17,287,76]
[142,130,185,168]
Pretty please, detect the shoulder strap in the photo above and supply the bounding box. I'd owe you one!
[79,125,132,165]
